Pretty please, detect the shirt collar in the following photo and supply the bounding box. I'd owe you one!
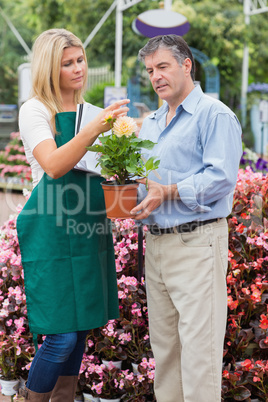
[149,84,204,120]
[148,101,168,120]
[181,84,203,115]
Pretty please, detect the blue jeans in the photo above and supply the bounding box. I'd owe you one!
[27,330,88,393]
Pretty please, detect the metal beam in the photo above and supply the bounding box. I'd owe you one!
[115,1,123,87]
[0,7,31,56]
[83,0,117,48]
[164,0,172,10]
[115,0,143,87]
[248,0,268,14]
[119,0,143,12]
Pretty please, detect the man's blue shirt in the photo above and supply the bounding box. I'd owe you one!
[138,85,243,228]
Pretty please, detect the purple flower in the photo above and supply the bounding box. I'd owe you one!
[247,82,268,93]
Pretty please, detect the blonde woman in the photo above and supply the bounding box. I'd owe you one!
[17,28,129,402]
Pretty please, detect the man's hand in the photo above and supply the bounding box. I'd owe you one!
[130,179,180,220]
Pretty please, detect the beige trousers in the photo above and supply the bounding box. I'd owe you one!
[145,218,228,402]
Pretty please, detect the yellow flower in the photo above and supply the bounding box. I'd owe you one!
[103,113,116,125]
[112,116,137,138]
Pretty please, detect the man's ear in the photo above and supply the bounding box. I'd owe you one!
[183,58,192,77]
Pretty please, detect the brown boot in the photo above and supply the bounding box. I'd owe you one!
[18,386,52,401]
[50,376,78,402]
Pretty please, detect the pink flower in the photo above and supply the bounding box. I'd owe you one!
[247,237,255,245]
[137,374,145,382]
[131,305,142,317]
[119,332,132,343]
[118,290,126,299]
[124,371,134,380]
[91,381,103,395]
[242,287,250,295]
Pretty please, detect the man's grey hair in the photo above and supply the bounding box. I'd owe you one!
[138,34,195,81]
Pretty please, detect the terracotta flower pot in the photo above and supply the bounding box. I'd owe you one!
[101,181,139,219]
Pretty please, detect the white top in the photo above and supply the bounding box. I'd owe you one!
[19,98,54,188]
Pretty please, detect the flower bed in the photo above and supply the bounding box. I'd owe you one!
[0,132,31,186]
[0,210,34,381]
[222,167,268,400]
[0,143,268,399]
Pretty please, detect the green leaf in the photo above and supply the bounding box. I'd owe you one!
[86,144,102,152]
[233,386,251,401]
[145,156,160,171]
[132,138,157,150]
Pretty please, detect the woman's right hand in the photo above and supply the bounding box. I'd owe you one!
[86,98,130,135]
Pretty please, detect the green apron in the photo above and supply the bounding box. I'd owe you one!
[17,112,119,336]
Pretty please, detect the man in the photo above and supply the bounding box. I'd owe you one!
[130,35,242,402]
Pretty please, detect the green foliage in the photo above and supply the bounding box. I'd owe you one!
[21,0,156,68]
[0,0,34,103]
[0,16,31,103]
[173,0,245,111]
[84,81,114,108]
[1,0,267,115]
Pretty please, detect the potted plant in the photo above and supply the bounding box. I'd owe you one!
[86,115,160,219]
[97,364,125,402]
[0,333,32,396]
[94,320,128,366]
[120,358,156,401]
[80,362,125,402]
[117,276,152,366]
[0,334,20,386]
[79,355,102,401]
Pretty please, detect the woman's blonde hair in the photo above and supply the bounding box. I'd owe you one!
[31,28,88,131]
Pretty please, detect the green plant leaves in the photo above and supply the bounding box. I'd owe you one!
[86,132,159,185]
